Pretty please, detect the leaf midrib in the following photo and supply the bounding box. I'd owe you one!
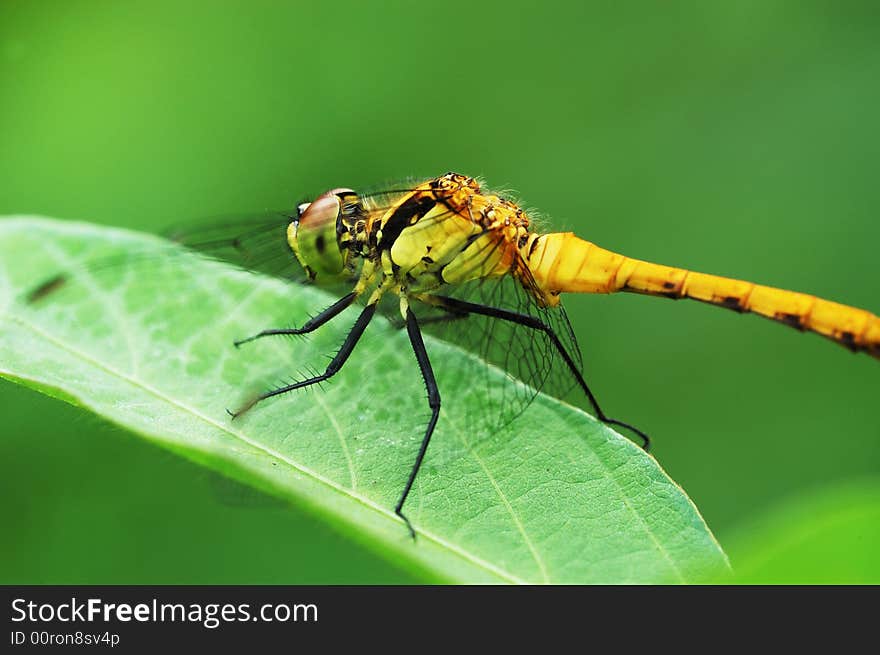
[440,406,551,582]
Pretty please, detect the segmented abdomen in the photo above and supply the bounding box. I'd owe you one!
[527,232,880,359]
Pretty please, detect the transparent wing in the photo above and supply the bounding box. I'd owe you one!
[163,212,300,281]
[407,269,583,435]
[25,212,294,301]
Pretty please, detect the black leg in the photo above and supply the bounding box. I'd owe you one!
[395,306,441,539]
[228,300,377,418]
[425,294,650,450]
[234,291,358,347]
[388,306,468,330]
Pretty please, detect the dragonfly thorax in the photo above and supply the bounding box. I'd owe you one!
[288,173,566,309]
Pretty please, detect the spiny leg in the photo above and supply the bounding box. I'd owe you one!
[234,291,358,347]
[425,294,650,450]
[228,300,377,418]
[395,306,441,539]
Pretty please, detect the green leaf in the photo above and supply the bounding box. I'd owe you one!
[722,479,880,584]
[0,216,727,583]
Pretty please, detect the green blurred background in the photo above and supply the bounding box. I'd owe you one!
[1,0,878,583]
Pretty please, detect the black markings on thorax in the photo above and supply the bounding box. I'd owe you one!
[367,219,381,249]
[379,194,437,249]
[527,235,541,258]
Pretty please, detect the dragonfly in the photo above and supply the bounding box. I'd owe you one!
[29,171,880,537]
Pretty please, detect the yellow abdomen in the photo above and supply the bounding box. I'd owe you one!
[526,232,880,359]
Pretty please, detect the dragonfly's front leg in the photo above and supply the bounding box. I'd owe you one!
[228,297,378,418]
[234,261,378,347]
[233,291,358,347]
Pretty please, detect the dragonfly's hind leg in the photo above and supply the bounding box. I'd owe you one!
[395,305,441,539]
[227,299,377,418]
[233,291,358,347]
[422,294,651,451]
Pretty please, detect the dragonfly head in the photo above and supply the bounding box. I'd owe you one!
[288,188,355,280]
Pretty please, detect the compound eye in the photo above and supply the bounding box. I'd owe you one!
[298,192,340,230]
[296,188,356,227]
